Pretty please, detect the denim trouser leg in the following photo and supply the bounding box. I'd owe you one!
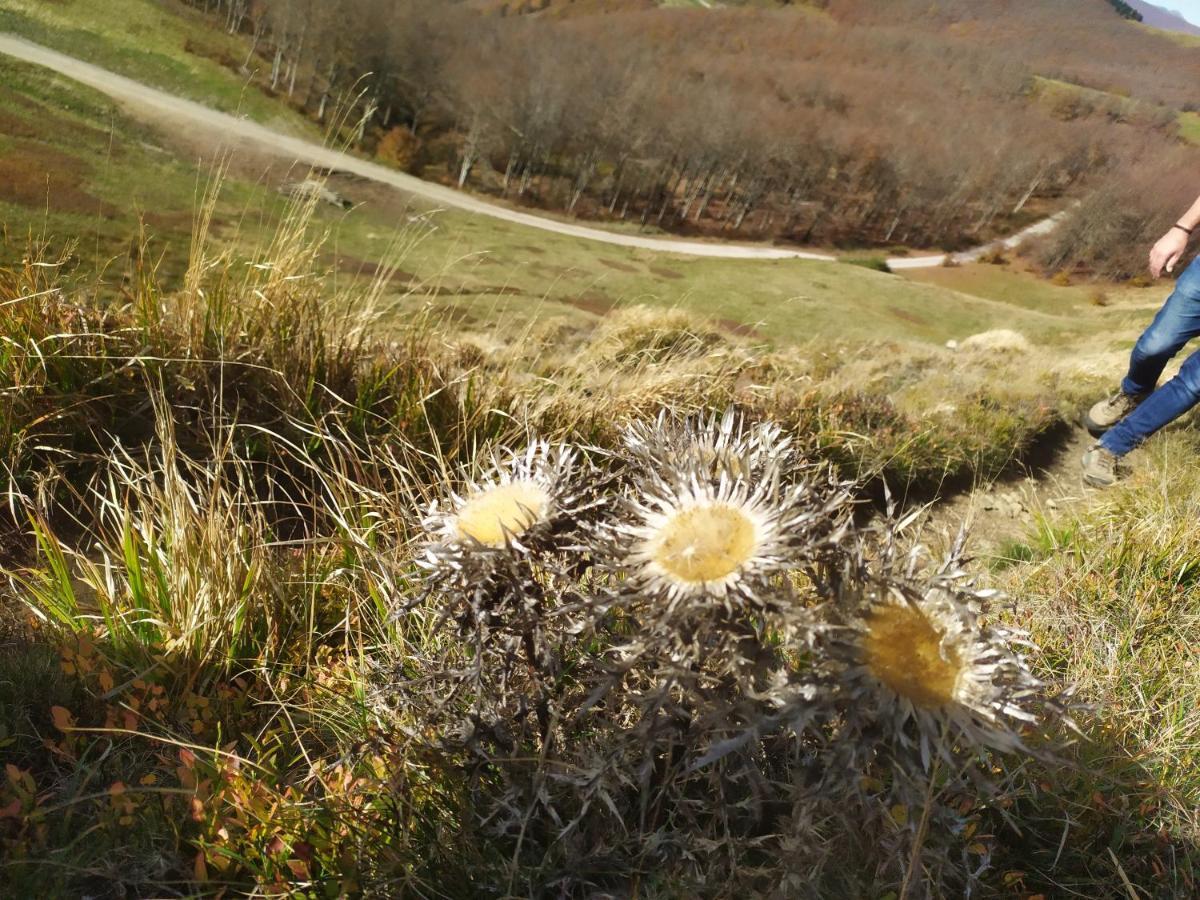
[1102,347,1200,455]
[1121,256,1200,396]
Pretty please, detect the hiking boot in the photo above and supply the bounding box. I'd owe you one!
[1081,444,1118,488]
[1084,390,1146,436]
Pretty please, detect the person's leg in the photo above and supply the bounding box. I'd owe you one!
[1122,256,1200,395]
[1102,345,1200,456]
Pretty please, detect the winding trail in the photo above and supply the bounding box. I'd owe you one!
[886,208,1076,270]
[0,33,1062,266]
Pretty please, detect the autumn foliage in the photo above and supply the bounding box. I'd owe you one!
[172,0,1200,268]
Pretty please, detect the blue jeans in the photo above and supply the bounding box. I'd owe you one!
[1102,255,1200,456]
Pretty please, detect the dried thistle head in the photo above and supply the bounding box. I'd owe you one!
[421,441,593,578]
[413,439,605,682]
[606,409,853,615]
[604,463,853,620]
[618,473,788,609]
[451,479,552,548]
[574,414,856,787]
[814,535,1057,778]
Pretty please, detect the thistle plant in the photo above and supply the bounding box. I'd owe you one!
[396,409,1069,892]
[414,441,604,746]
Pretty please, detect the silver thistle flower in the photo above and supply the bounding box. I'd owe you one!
[420,441,590,577]
[605,459,853,617]
[818,535,1055,773]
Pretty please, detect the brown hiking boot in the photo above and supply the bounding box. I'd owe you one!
[1081,444,1118,488]
[1084,390,1146,436]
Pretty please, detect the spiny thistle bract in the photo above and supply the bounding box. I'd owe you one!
[622,405,795,484]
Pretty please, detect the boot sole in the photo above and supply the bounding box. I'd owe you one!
[1082,411,1117,438]
[1082,471,1116,488]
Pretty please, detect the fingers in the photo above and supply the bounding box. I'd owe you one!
[1168,251,1182,274]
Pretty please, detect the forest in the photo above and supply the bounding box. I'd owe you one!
[1106,0,1144,20]
[176,0,1200,271]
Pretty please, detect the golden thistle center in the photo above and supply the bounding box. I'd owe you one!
[862,604,963,709]
[651,502,759,583]
[455,480,550,547]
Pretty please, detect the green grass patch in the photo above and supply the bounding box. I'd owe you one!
[0,0,315,135]
[991,432,1200,892]
[0,55,308,284]
[1180,110,1200,145]
[904,261,1092,314]
[840,255,892,274]
[1032,74,1140,117]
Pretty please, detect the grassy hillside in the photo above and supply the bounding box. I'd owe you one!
[991,431,1200,895]
[0,52,1116,349]
[1,185,1197,894]
[4,2,1200,896]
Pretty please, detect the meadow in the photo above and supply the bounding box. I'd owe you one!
[1,3,1200,898]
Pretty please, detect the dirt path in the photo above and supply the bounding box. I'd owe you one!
[0,33,1064,266]
[913,427,1097,558]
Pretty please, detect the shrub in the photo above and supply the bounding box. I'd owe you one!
[0,183,1095,896]
[842,256,892,274]
[5,407,1072,896]
[376,126,419,170]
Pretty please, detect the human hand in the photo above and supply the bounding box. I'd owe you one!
[1150,228,1190,278]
